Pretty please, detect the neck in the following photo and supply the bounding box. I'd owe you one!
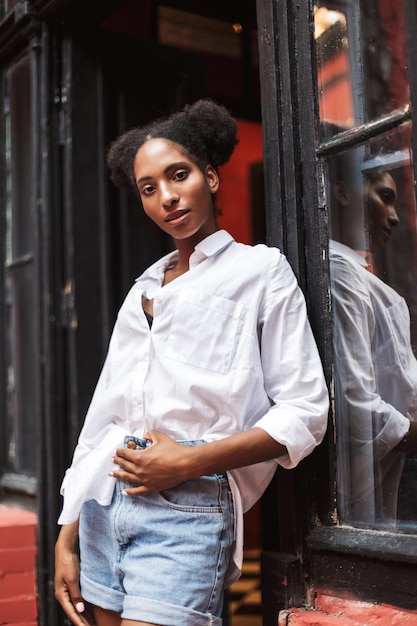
[174,239,197,268]
[172,226,219,268]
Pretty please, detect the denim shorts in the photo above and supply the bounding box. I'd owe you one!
[79,436,235,626]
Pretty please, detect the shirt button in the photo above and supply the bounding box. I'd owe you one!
[127,440,136,449]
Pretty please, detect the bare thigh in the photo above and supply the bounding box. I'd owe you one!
[123,622,159,626]
[93,605,159,626]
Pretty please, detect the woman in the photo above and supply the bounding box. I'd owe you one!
[54,99,328,626]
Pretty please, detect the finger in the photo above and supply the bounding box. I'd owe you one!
[112,452,132,469]
[56,591,86,626]
[114,447,142,463]
[68,605,89,626]
[109,461,146,485]
[123,485,150,496]
[65,575,86,615]
[70,607,93,626]
[109,468,137,481]
[70,595,86,617]
[143,430,168,443]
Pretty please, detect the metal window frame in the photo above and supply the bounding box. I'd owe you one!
[311,0,417,557]
[256,0,417,613]
[0,32,43,488]
[256,1,334,620]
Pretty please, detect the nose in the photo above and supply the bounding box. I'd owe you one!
[388,206,400,228]
[160,182,179,208]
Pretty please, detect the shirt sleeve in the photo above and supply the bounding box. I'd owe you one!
[253,252,329,469]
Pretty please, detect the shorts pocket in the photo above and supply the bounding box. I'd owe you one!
[163,289,243,374]
[157,475,224,514]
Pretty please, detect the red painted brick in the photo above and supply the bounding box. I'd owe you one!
[0,508,37,528]
[0,571,36,598]
[0,529,36,550]
[0,547,36,574]
[280,593,417,625]
[0,596,37,623]
[316,593,417,622]
[0,509,37,551]
[0,509,38,625]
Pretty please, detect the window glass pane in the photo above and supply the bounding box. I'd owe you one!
[315,5,353,129]
[326,122,417,531]
[315,0,410,134]
[3,55,37,479]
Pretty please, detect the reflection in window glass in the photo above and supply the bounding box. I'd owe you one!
[361,0,409,121]
[315,0,410,134]
[315,5,353,129]
[326,123,417,531]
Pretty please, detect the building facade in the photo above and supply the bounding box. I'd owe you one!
[1,1,417,624]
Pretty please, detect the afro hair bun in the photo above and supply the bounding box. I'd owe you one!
[106,98,239,193]
[181,99,239,167]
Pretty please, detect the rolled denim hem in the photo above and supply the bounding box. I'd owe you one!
[80,572,125,614]
[123,595,222,625]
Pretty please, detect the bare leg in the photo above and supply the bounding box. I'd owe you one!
[93,606,158,626]
[93,606,121,626]
[122,622,159,626]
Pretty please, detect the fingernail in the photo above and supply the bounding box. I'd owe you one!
[75,601,85,613]
[108,471,114,477]
[122,490,128,496]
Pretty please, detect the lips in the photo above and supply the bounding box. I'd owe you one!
[165,209,190,223]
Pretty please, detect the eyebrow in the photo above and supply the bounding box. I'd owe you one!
[136,161,189,185]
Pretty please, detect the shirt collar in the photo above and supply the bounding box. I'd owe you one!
[189,230,234,268]
[137,230,235,283]
[329,239,368,267]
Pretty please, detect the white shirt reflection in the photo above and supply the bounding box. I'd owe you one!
[330,239,417,527]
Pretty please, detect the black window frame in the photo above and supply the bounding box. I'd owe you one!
[0,6,44,498]
[257,0,417,612]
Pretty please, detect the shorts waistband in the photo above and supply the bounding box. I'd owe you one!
[124,435,206,449]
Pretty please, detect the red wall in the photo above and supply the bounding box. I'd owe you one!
[217,119,263,245]
[0,506,38,625]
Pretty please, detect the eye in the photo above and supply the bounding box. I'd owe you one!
[140,184,155,197]
[379,190,395,204]
[173,169,189,182]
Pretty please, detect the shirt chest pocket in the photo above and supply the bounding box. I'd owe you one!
[163,289,243,374]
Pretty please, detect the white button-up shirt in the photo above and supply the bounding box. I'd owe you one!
[58,231,328,575]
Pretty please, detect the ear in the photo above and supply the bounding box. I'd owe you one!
[333,180,349,206]
[205,165,220,194]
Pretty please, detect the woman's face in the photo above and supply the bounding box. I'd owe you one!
[364,171,399,252]
[134,138,219,246]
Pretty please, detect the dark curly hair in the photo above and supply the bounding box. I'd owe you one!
[106,99,239,194]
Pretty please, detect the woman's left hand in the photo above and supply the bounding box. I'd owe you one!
[111,430,193,495]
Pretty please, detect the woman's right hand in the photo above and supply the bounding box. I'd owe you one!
[54,521,94,625]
